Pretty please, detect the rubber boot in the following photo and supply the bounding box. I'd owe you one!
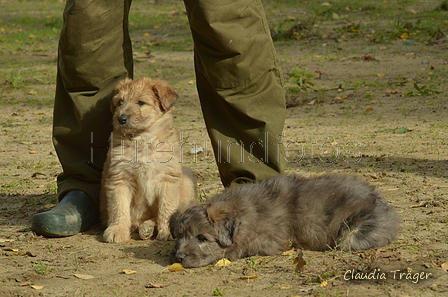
[31,190,99,237]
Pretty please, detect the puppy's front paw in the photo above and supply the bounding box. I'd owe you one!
[138,220,156,240]
[155,228,173,241]
[103,225,131,243]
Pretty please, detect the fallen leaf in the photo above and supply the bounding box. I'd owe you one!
[20,282,33,286]
[377,73,385,77]
[3,247,19,252]
[0,238,15,243]
[320,280,328,287]
[281,248,296,256]
[26,251,37,257]
[31,172,45,178]
[441,262,448,272]
[215,258,231,267]
[73,274,94,280]
[365,107,374,112]
[31,285,44,290]
[122,269,137,275]
[29,151,37,154]
[168,263,185,272]
[145,282,165,288]
[294,250,307,273]
[240,275,258,280]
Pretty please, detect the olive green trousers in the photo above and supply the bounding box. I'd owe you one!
[54,0,286,203]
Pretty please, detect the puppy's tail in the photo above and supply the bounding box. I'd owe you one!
[340,194,400,250]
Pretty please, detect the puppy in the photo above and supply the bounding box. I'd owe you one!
[169,174,400,267]
[100,77,197,242]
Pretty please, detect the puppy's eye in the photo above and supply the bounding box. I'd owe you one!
[137,100,145,106]
[197,235,207,242]
[117,99,124,106]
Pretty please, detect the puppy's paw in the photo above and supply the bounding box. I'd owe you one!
[155,228,173,241]
[138,220,156,240]
[103,225,131,243]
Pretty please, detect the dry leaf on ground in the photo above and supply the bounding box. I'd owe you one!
[20,282,33,287]
[240,275,258,280]
[31,285,44,290]
[3,247,19,252]
[281,248,296,256]
[215,258,231,267]
[168,263,185,272]
[73,274,94,280]
[441,262,448,272]
[145,282,165,288]
[294,250,307,273]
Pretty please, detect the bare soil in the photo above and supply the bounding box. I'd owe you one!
[1,2,447,297]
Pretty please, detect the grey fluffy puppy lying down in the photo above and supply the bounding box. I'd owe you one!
[169,174,400,268]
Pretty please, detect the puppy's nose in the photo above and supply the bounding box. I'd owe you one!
[176,252,186,262]
[117,115,129,125]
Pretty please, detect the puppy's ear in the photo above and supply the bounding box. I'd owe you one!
[152,79,178,112]
[206,201,240,247]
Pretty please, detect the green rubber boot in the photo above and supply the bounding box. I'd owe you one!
[31,190,99,237]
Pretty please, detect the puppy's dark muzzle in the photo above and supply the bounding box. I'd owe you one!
[175,252,186,263]
[117,115,129,125]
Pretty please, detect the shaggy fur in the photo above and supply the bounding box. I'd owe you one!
[100,77,197,243]
[169,174,400,267]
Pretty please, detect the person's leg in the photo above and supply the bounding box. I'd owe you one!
[32,0,133,237]
[183,0,286,186]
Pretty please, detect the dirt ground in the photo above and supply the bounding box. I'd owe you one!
[1,1,448,297]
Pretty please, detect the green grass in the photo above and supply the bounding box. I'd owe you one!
[34,261,52,275]
[129,3,193,51]
[1,0,446,107]
[268,0,448,43]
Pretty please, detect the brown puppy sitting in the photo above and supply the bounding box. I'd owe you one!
[169,174,400,268]
[100,77,197,243]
